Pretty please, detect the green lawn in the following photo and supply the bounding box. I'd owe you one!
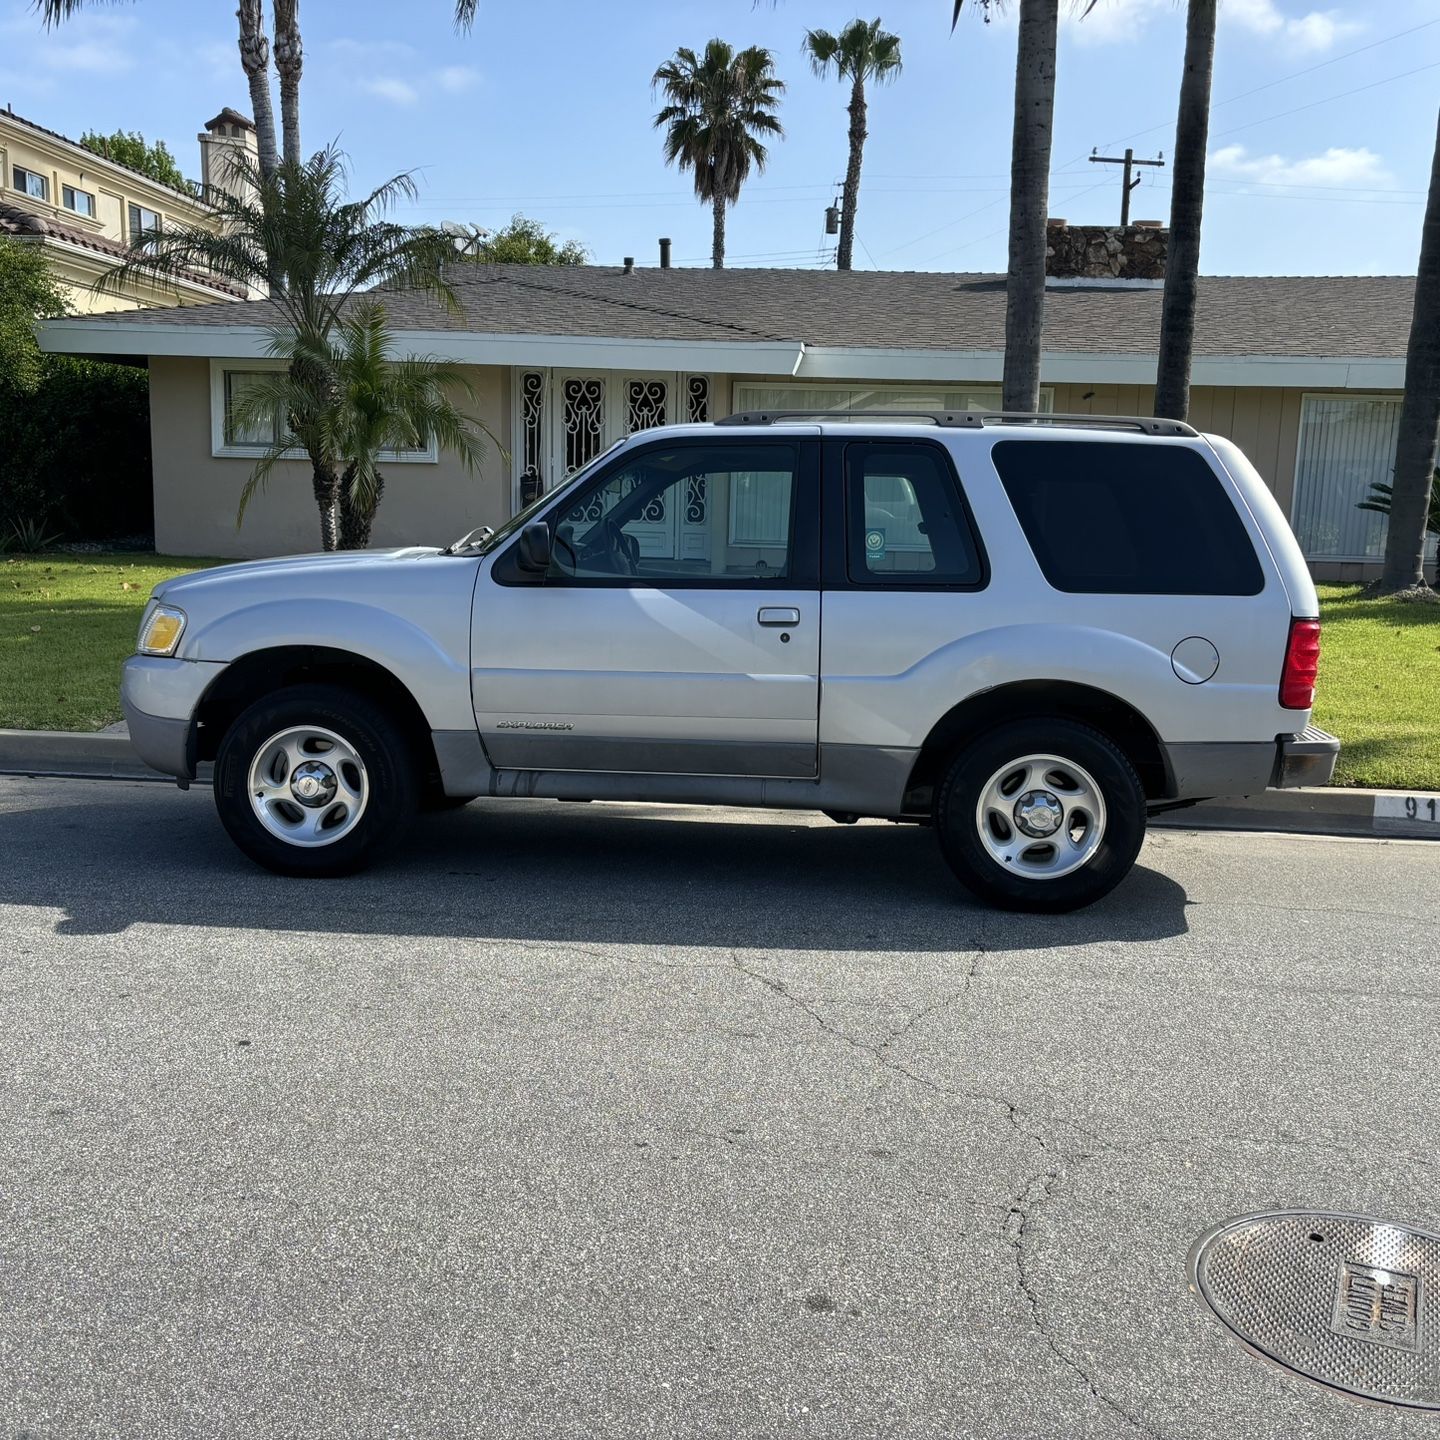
[0,554,222,732]
[2,556,1437,792]
[1313,585,1440,791]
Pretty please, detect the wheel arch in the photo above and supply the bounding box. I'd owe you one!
[194,645,442,792]
[904,680,1171,809]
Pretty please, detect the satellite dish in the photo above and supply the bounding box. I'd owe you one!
[440,221,487,254]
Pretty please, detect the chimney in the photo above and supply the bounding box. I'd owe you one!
[659,237,671,269]
[198,107,259,207]
[1045,218,1168,283]
[622,256,635,275]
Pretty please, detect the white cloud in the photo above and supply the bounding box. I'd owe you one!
[1209,143,1391,188]
[1062,0,1171,47]
[438,65,480,93]
[28,13,137,73]
[331,37,418,63]
[362,77,420,106]
[1222,0,1363,53]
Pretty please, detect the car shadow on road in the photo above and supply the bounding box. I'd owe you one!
[2,786,1190,951]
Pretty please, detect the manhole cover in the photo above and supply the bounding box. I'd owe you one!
[1189,1210,1440,1410]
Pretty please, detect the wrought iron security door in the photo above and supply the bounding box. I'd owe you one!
[542,371,713,559]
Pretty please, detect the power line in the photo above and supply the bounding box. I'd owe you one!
[1209,60,1440,143]
[1060,17,1440,166]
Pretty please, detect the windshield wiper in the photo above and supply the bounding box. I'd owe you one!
[443,525,494,556]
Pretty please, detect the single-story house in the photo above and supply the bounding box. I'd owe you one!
[37,223,1435,581]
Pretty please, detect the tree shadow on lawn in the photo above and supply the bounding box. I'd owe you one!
[1,782,1190,951]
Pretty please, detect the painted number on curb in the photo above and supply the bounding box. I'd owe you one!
[1374,795,1440,826]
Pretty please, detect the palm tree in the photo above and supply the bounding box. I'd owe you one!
[230,303,495,549]
[653,40,785,269]
[1379,106,1440,594]
[1153,0,1216,422]
[273,0,303,168]
[803,18,902,272]
[953,1,1095,412]
[104,145,459,549]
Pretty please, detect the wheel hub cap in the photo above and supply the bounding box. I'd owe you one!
[1013,789,1064,838]
[289,761,337,808]
[973,752,1108,881]
[246,725,369,849]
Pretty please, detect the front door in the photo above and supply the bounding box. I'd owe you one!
[472,435,821,778]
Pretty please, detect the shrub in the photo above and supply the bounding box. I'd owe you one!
[0,356,153,542]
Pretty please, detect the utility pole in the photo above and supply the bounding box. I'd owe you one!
[1089,147,1165,226]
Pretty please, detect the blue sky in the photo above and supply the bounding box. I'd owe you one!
[3,0,1437,275]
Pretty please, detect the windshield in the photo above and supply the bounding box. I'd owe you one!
[450,439,628,556]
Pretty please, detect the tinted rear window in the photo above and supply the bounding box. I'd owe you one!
[992,440,1264,595]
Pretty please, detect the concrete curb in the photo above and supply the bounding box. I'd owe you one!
[1,726,1437,840]
[1150,787,1440,842]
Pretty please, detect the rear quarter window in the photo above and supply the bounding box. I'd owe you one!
[991,439,1264,596]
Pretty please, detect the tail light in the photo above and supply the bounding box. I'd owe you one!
[1279,617,1321,709]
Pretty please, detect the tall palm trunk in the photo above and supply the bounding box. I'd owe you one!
[272,0,303,167]
[838,74,868,272]
[1380,106,1440,593]
[237,0,279,177]
[712,193,727,269]
[1154,0,1216,421]
[1002,0,1058,413]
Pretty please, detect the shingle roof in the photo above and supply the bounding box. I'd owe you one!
[54,263,1417,359]
[0,200,249,300]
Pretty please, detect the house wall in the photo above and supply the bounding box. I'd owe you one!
[724,376,1421,585]
[148,357,512,558]
[148,358,1428,583]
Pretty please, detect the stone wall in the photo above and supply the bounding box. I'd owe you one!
[1045,220,1167,280]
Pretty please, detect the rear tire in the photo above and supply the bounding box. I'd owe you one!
[934,718,1146,912]
[214,683,418,877]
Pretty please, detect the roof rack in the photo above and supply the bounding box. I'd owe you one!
[715,410,1198,438]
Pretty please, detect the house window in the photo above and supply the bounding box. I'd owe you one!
[12,167,48,202]
[224,370,285,449]
[1292,394,1418,563]
[62,184,95,217]
[128,203,162,242]
[732,382,1054,415]
[216,365,437,462]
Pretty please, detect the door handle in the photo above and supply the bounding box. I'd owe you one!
[757,607,801,627]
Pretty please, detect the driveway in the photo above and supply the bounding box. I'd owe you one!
[0,775,1436,1438]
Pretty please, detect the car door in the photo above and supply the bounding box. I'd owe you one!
[472,433,821,778]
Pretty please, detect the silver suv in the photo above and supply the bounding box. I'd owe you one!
[123,412,1337,912]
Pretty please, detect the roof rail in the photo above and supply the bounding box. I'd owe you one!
[715,409,1198,438]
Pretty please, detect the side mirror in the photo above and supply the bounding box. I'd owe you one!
[517,520,552,573]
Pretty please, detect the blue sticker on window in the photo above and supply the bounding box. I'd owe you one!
[865,528,887,558]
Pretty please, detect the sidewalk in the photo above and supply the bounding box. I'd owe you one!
[1,724,1437,841]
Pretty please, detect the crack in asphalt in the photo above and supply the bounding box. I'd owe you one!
[1007,1164,1163,1439]
[730,955,1153,1432]
[877,947,984,1057]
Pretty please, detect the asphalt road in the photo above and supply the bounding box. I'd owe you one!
[1,774,1437,1440]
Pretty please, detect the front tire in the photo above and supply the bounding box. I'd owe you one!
[934,719,1146,912]
[214,683,418,877]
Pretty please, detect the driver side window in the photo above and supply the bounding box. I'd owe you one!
[549,441,798,582]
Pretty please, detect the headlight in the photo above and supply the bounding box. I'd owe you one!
[137,602,187,656]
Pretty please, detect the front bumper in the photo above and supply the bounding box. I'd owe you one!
[120,655,227,782]
[1272,724,1340,789]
